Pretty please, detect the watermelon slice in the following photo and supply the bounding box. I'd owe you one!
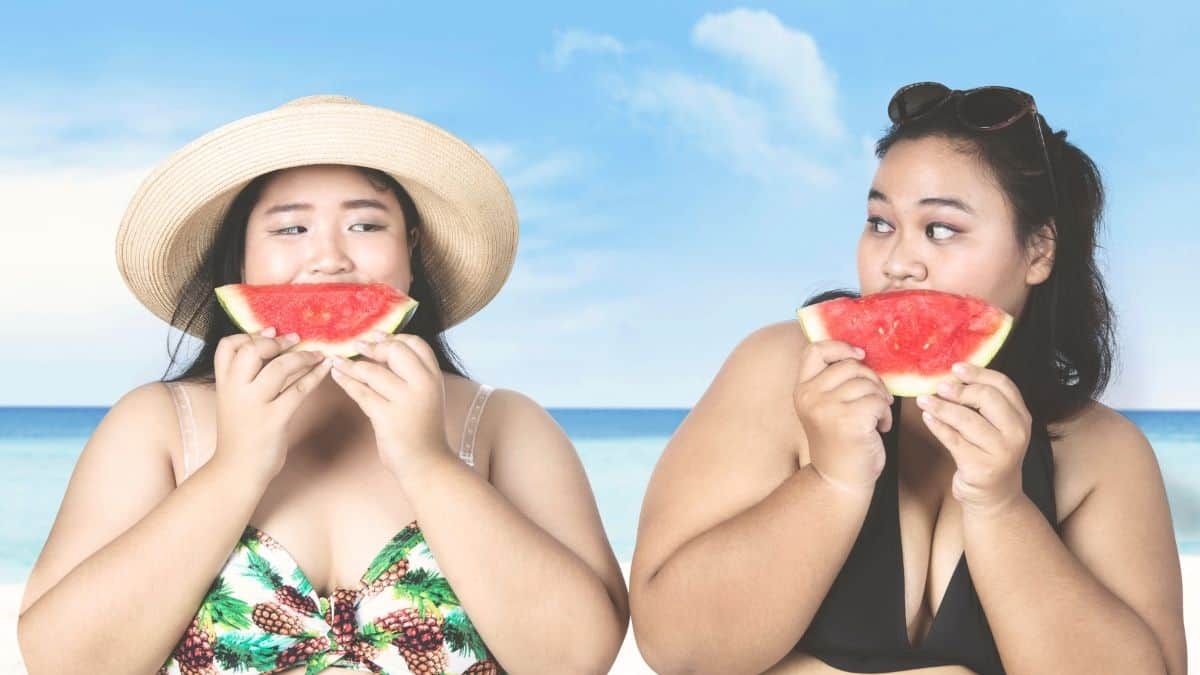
[214,282,418,358]
[795,289,1013,397]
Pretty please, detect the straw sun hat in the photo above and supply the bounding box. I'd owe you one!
[115,94,519,338]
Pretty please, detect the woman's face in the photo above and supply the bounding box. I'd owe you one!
[857,135,1054,317]
[242,164,414,291]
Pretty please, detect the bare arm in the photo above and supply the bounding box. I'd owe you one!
[17,383,272,675]
[394,389,629,675]
[629,322,882,675]
[966,405,1186,674]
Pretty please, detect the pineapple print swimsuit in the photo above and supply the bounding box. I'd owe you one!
[795,396,1061,675]
[160,381,504,675]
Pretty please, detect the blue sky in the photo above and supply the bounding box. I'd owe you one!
[1,1,1196,408]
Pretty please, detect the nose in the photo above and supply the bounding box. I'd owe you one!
[881,229,927,285]
[306,227,354,277]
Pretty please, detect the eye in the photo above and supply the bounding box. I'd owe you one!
[271,223,385,235]
[926,223,957,240]
[867,216,893,233]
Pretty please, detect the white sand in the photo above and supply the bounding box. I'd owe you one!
[5,557,1197,674]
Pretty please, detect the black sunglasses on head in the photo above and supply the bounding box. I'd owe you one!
[887,81,1059,211]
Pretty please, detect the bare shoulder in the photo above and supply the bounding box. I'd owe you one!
[114,380,181,448]
[1049,400,1157,521]
[708,320,809,412]
[729,319,811,368]
[478,386,562,444]
[19,381,178,614]
[1050,400,1186,673]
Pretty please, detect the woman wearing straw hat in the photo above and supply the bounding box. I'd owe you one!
[17,95,629,674]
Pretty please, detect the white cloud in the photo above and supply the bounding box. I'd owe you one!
[548,29,627,70]
[0,80,243,172]
[567,10,846,189]
[473,141,517,170]
[611,69,836,187]
[692,8,845,140]
[507,151,587,191]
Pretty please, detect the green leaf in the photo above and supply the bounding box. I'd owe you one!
[360,621,397,649]
[243,547,283,590]
[291,567,314,597]
[201,579,253,631]
[394,568,459,613]
[213,631,293,671]
[363,526,422,584]
[304,651,333,675]
[443,608,488,661]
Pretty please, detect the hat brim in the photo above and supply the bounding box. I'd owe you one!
[115,99,518,339]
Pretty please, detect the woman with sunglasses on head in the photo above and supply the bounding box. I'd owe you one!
[629,83,1186,675]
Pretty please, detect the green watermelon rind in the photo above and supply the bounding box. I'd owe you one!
[794,295,1014,398]
[213,283,419,359]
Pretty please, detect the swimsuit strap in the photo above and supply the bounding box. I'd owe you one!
[459,384,494,467]
[164,381,199,482]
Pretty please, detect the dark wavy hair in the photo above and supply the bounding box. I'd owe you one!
[161,165,468,384]
[805,96,1116,436]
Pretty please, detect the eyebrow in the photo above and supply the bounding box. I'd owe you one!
[868,188,975,215]
[263,198,392,216]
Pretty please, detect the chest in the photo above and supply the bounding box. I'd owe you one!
[165,380,494,597]
[886,427,1088,648]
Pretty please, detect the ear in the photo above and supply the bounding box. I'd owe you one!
[1025,221,1056,286]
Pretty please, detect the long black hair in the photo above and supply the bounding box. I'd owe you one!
[805,96,1116,436]
[161,165,468,384]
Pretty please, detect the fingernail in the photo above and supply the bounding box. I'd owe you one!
[952,362,968,375]
[856,348,866,358]
[916,395,932,407]
[937,381,953,395]
[262,326,276,337]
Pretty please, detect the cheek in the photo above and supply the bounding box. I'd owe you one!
[353,241,413,288]
[856,236,885,292]
[241,240,295,284]
[937,242,1026,313]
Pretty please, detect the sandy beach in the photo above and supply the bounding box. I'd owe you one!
[5,557,1197,674]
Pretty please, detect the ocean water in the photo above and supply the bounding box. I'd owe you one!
[1,407,1197,584]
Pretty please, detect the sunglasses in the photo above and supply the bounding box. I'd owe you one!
[887,82,1059,211]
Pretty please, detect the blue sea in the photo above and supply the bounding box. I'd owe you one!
[1,407,1198,584]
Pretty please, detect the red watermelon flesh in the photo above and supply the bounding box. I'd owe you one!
[795,289,1013,397]
[214,282,418,358]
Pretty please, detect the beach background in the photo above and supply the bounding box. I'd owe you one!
[3,2,1198,673]
[2,408,1198,673]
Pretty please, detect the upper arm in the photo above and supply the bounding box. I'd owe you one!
[630,321,807,591]
[18,381,179,615]
[485,388,628,616]
[1057,405,1186,672]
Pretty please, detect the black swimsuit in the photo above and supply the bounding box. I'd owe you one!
[796,397,1060,674]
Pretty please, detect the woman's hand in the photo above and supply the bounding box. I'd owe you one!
[793,339,895,496]
[213,325,333,481]
[915,362,1032,519]
[328,330,452,481]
